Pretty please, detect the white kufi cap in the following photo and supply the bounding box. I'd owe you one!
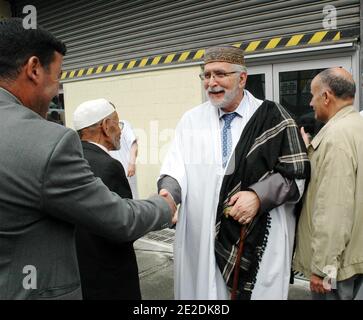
[73,98,115,131]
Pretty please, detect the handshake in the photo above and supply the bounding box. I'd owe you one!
[159,189,178,225]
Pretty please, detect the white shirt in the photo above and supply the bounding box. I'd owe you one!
[218,90,261,157]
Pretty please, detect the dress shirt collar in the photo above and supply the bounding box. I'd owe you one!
[218,90,248,119]
[310,105,355,151]
[87,141,110,154]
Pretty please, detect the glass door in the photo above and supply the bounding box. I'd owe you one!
[246,65,273,101]
[273,57,352,137]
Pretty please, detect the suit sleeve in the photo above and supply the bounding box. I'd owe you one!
[41,129,171,243]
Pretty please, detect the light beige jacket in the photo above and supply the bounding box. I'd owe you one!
[293,106,363,281]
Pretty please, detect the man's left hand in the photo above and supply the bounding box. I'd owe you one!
[227,191,260,224]
[310,274,331,294]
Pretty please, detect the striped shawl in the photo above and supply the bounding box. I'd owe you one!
[215,100,310,300]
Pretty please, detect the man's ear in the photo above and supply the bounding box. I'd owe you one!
[100,118,110,137]
[324,90,333,105]
[239,72,247,88]
[25,56,42,84]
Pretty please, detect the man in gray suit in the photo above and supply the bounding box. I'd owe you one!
[0,18,176,299]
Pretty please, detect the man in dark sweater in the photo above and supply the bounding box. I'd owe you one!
[73,98,141,299]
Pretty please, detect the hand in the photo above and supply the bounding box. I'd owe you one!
[171,210,178,225]
[310,274,331,294]
[159,189,178,224]
[127,163,136,177]
[300,127,312,147]
[227,191,260,224]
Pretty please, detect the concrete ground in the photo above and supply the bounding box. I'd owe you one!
[134,230,312,300]
[135,237,174,300]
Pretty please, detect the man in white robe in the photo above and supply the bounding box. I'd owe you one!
[110,120,139,199]
[159,46,308,300]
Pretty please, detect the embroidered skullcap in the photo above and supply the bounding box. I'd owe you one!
[204,46,245,66]
[73,98,115,131]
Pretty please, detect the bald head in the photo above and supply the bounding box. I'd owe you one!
[316,67,355,100]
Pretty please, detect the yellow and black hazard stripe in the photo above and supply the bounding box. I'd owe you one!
[61,29,358,81]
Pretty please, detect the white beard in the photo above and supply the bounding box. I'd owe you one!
[207,84,240,110]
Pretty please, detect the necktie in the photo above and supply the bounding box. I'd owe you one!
[221,112,238,168]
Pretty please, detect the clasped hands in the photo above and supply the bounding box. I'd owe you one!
[159,189,178,224]
[226,191,260,225]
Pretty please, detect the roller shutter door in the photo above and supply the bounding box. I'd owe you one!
[13,0,360,73]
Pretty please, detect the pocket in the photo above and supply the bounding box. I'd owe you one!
[31,282,81,300]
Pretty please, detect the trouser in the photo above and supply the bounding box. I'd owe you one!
[312,274,363,300]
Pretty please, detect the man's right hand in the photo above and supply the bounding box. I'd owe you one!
[159,189,178,224]
[300,126,312,147]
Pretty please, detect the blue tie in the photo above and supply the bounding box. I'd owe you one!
[221,112,238,168]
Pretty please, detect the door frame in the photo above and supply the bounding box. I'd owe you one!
[272,56,356,109]
[247,64,273,100]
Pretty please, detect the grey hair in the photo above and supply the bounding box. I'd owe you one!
[77,120,102,138]
[318,68,355,99]
[231,63,247,73]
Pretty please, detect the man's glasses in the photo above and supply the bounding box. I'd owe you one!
[199,71,239,81]
[119,121,124,130]
[98,117,119,127]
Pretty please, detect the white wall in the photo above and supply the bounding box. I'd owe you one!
[63,66,203,198]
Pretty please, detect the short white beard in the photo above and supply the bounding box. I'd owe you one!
[111,135,121,151]
[207,84,240,109]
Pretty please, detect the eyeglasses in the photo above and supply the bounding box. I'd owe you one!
[199,71,239,81]
[99,118,119,128]
[119,121,124,130]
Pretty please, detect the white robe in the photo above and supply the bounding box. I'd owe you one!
[160,91,304,300]
[110,120,139,199]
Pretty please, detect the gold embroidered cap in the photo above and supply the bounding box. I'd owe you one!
[204,46,245,66]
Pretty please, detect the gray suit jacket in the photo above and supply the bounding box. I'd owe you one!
[0,88,171,300]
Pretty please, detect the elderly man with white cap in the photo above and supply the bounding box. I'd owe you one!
[73,99,121,152]
[159,46,310,300]
[73,98,144,300]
